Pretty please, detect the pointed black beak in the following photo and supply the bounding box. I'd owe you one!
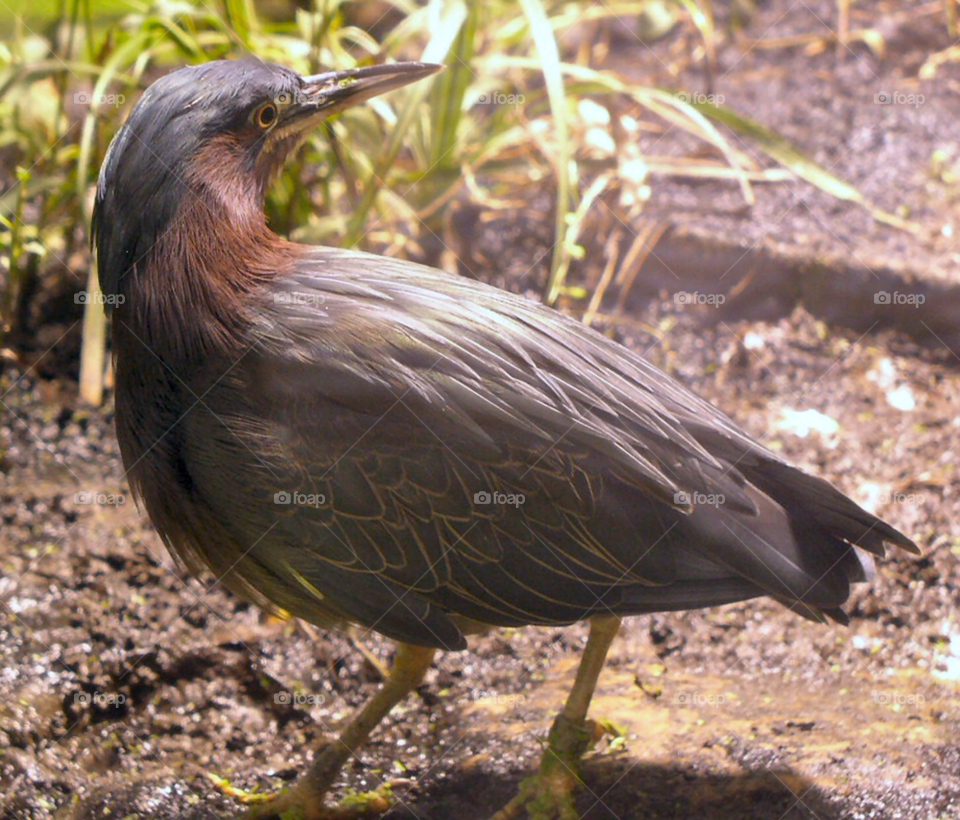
[290,61,443,121]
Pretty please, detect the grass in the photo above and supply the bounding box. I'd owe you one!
[0,0,128,26]
[0,0,898,405]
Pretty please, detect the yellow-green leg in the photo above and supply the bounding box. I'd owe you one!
[244,642,437,820]
[490,615,622,820]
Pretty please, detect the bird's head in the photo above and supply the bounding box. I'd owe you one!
[92,59,440,301]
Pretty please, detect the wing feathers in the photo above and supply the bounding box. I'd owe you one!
[172,247,921,647]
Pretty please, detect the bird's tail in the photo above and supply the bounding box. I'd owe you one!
[620,463,917,624]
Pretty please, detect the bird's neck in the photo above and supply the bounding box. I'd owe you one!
[114,192,296,363]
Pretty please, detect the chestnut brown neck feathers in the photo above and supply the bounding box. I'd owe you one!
[113,134,299,362]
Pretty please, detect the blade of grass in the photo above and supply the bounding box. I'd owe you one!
[343,0,466,247]
[694,101,918,230]
[696,101,862,202]
[78,267,106,406]
[76,30,153,225]
[643,90,755,205]
[672,0,716,86]
[556,170,614,298]
[75,29,153,406]
[428,1,477,168]
[518,0,573,306]
[222,0,258,47]
[140,15,206,58]
[0,169,28,340]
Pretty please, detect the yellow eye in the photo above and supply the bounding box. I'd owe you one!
[255,103,278,129]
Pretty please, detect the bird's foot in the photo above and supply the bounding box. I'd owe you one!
[216,748,397,820]
[489,713,595,820]
[239,783,317,820]
[237,781,396,820]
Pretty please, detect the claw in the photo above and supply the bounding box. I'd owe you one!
[240,784,389,820]
[488,714,591,820]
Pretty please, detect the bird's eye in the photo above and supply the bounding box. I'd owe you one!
[255,103,278,129]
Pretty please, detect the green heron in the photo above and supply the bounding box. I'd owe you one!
[92,59,919,820]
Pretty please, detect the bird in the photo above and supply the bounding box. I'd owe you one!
[92,58,919,820]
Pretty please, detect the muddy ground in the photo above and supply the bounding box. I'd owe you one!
[3,1,960,819]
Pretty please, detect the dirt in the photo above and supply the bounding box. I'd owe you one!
[3,298,958,819]
[3,1,960,819]
[614,0,960,281]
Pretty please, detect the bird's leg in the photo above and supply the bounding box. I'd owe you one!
[345,625,391,681]
[245,641,436,820]
[490,615,622,820]
[299,642,436,800]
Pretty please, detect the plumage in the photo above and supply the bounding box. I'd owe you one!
[104,238,918,652]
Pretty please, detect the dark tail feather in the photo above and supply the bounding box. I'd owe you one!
[745,462,920,556]
[670,477,905,623]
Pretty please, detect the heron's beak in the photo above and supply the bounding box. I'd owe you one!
[290,61,443,123]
